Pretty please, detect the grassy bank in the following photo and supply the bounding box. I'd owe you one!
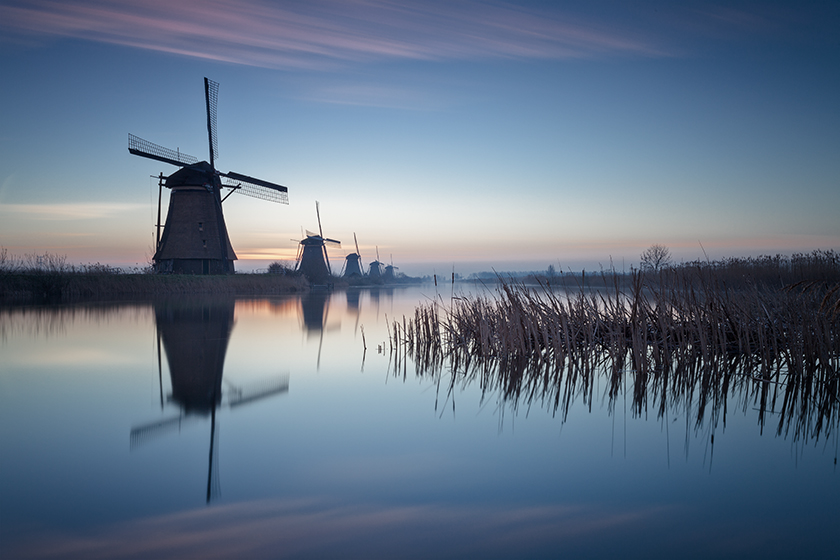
[0,271,309,303]
[391,252,840,441]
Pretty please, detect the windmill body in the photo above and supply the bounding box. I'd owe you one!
[368,260,383,278]
[383,254,399,281]
[343,233,364,277]
[129,78,288,275]
[154,163,236,274]
[383,264,397,281]
[297,235,332,281]
[343,253,363,277]
[295,202,340,282]
[368,245,384,279]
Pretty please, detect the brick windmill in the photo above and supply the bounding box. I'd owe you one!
[129,78,288,274]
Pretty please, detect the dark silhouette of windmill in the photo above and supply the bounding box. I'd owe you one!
[368,246,384,279]
[129,78,288,274]
[384,254,398,281]
[294,201,340,282]
[343,233,364,278]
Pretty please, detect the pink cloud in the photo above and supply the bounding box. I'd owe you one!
[0,0,667,69]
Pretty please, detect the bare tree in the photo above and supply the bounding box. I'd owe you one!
[640,244,672,272]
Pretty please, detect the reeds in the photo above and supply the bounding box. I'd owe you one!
[391,255,840,442]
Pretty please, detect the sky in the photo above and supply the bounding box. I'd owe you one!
[0,0,838,276]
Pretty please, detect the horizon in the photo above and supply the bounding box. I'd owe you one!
[1,1,838,276]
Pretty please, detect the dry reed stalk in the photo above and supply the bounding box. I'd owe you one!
[391,266,840,443]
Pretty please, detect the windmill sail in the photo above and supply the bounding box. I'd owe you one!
[205,78,219,168]
[129,134,198,167]
[220,171,288,204]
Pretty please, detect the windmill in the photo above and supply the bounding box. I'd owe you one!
[294,201,340,282]
[129,78,289,275]
[384,254,399,281]
[367,246,384,279]
[343,233,364,277]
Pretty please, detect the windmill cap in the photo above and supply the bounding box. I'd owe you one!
[165,161,216,189]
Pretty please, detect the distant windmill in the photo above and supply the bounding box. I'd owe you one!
[343,233,364,278]
[384,254,398,281]
[368,246,384,279]
[294,201,340,282]
[129,78,288,274]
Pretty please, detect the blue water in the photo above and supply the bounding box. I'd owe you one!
[1,286,837,559]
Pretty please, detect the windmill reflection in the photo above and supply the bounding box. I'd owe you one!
[345,289,360,312]
[300,290,334,370]
[131,298,288,503]
[300,290,330,332]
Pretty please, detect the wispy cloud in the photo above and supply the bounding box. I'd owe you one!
[0,0,667,70]
[308,83,448,109]
[0,202,145,220]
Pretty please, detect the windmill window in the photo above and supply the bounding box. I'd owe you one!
[198,222,204,232]
[202,240,207,249]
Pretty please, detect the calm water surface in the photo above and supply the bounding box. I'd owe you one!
[1,285,837,559]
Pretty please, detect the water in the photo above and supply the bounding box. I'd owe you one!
[1,285,837,559]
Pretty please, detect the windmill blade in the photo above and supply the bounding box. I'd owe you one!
[315,201,324,238]
[323,243,331,275]
[205,77,219,168]
[354,233,363,270]
[128,134,198,168]
[220,172,289,204]
[324,238,341,247]
[305,229,319,238]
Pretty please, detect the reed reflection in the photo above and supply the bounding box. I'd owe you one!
[130,298,288,503]
[392,279,840,461]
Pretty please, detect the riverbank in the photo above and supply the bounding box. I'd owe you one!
[0,271,309,303]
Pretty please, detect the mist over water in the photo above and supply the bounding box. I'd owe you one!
[1,286,837,559]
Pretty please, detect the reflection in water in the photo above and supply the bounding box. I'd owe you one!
[3,287,839,559]
[3,498,670,560]
[345,289,360,311]
[131,299,288,503]
[0,304,150,341]
[157,299,233,412]
[300,290,330,332]
[393,328,840,466]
